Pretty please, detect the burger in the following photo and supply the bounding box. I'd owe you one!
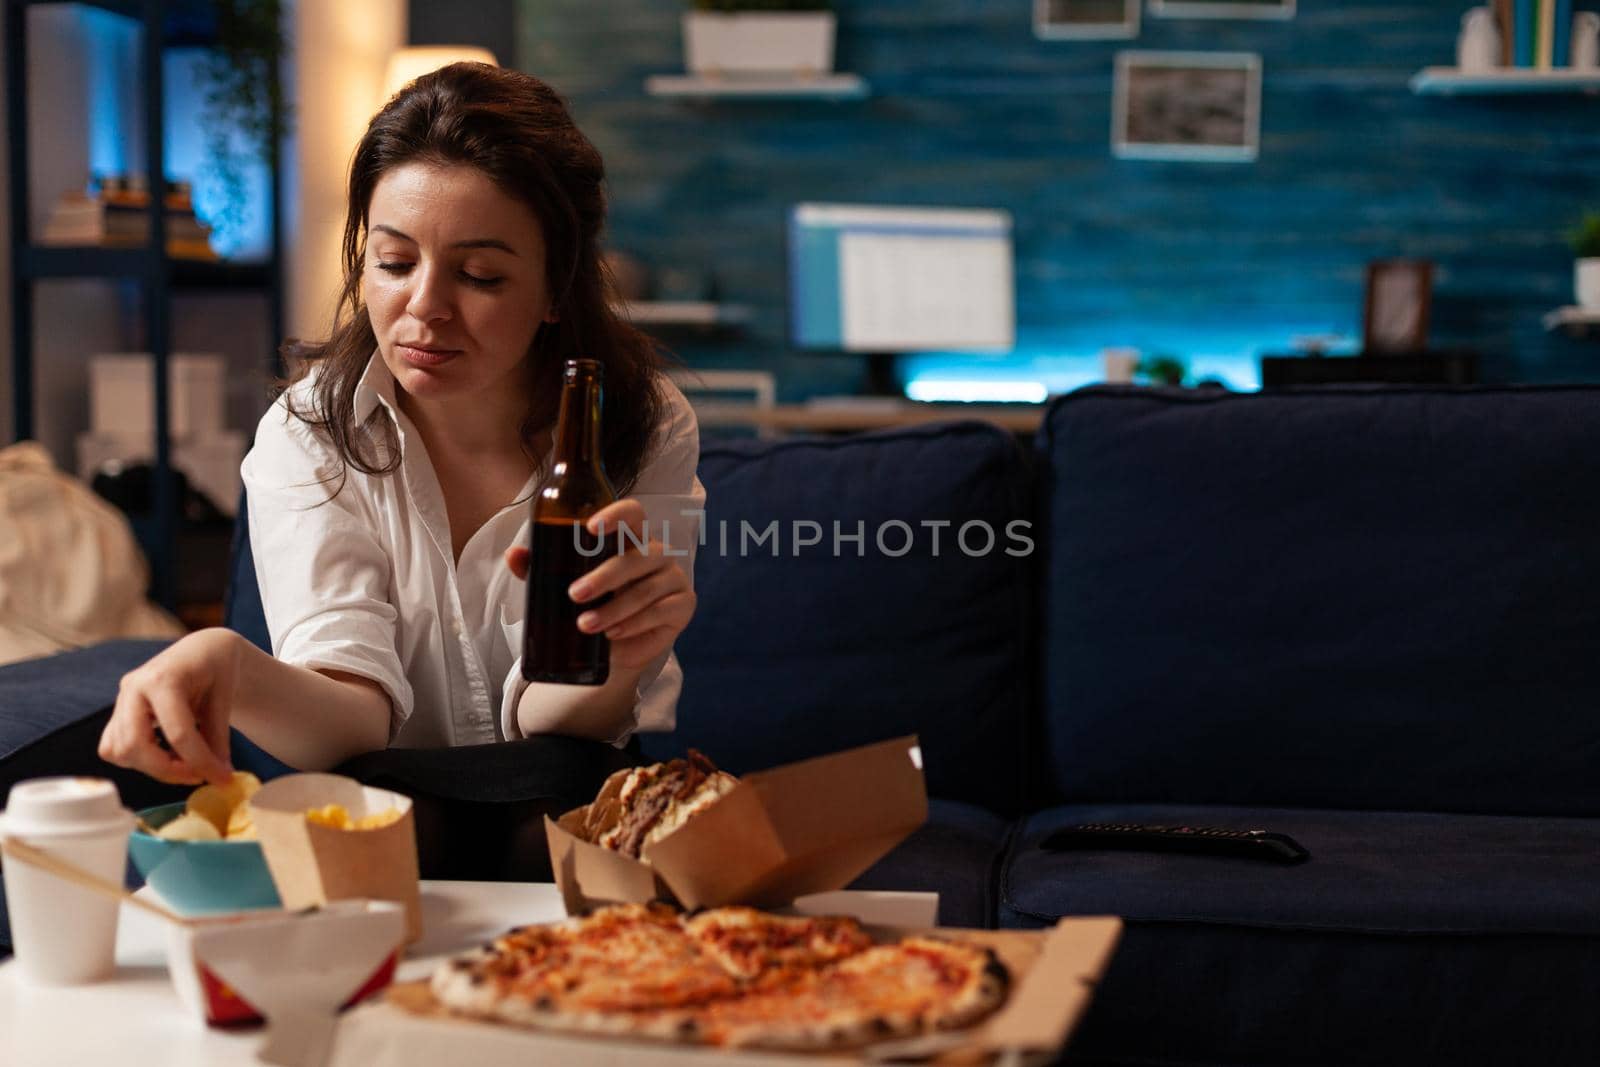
[588,750,738,858]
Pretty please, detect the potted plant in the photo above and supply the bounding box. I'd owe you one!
[684,0,836,79]
[1570,212,1600,309]
[196,0,291,252]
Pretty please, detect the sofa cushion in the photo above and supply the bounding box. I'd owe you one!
[1004,803,1600,1065]
[644,422,1036,815]
[1037,386,1600,815]
[224,490,271,652]
[1002,803,1600,935]
[0,640,172,764]
[846,798,1012,929]
[1057,921,1600,1066]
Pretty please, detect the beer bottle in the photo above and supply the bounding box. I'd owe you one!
[523,359,617,685]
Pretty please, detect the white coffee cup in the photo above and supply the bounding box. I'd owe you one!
[0,777,134,985]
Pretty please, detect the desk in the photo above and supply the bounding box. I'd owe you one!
[695,402,1047,435]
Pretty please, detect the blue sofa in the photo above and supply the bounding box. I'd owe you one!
[3,385,1598,1065]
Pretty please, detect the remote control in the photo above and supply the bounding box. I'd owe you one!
[1039,823,1310,865]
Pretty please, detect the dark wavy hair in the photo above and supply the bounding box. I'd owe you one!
[285,63,666,494]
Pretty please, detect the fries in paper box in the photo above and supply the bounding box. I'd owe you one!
[545,736,928,915]
[247,774,423,941]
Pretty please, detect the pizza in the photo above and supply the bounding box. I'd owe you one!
[682,906,876,981]
[428,904,1009,1051]
[588,750,739,858]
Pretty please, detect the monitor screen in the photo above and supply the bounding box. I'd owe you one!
[788,203,1016,354]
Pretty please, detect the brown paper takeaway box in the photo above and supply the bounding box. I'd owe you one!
[546,735,929,914]
[249,773,423,941]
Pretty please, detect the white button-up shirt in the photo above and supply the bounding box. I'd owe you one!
[240,356,704,749]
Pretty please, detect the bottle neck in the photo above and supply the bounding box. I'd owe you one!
[552,365,604,477]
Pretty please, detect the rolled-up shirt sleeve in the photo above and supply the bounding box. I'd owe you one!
[501,380,706,743]
[242,403,414,738]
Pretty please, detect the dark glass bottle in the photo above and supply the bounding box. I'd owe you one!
[522,359,617,685]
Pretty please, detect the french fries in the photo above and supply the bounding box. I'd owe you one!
[304,803,404,831]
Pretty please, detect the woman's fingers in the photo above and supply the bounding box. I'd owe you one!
[601,590,696,643]
[576,568,687,634]
[147,683,234,786]
[585,499,648,545]
[199,648,238,768]
[503,545,530,580]
[99,691,205,786]
[570,538,679,604]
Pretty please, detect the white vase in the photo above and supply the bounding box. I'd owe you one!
[682,12,837,77]
[1457,7,1500,72]
[1572,12,1600,70]
[1576,259,1600,309]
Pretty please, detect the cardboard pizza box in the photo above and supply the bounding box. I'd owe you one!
[545,736,929,915]
[249,774,423,941]
[327,915,1124,1067]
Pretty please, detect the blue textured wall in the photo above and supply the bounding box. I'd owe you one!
[515,1,1600,395]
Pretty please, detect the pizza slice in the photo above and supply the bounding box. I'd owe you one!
[686,936,1009,1050]
[682,906,874,981]
[430,903,737,1036]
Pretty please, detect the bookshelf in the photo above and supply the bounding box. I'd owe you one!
[1542,306,1600,333]
[620,301,752,328]
[5,0,285,609]
[644,74,869,101]
[1410,67,1600,95]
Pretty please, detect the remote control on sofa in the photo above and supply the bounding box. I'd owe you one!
[1039,823,1311,865]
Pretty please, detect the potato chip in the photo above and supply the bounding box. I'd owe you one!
[226,805,255,839]
[185,772,263,835]
[156,812,223,842]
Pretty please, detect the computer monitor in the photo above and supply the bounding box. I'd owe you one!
[788,204,1016,383]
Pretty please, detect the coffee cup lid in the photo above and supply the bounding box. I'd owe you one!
[0,777,134,839]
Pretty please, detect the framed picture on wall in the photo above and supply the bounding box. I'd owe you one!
[1363,259,1434,354]
[1034,0,1140,39]
[1151,0,1295,19]
[1112,51,1262,162]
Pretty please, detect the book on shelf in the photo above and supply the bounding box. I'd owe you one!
[1514,0,1536,67]
[1537,0,1556,69]
[1494,0,1515,65]
[1552,0,1572,67]
[41,183,219,261]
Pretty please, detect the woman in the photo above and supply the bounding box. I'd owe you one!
[97,65,703,848]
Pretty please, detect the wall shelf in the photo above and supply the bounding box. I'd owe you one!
[1542,306,1600,333]
[620,301,752,328]
[644,73,869,101]
[1410,67,1600,95]
[19,245,272,290]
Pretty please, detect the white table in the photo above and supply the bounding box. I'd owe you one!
[0,883,940,1067]
[0,880,568,1067]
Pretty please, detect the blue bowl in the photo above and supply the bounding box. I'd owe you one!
[128,802,281,914]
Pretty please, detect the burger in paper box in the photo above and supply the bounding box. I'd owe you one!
[546,736,928,915]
